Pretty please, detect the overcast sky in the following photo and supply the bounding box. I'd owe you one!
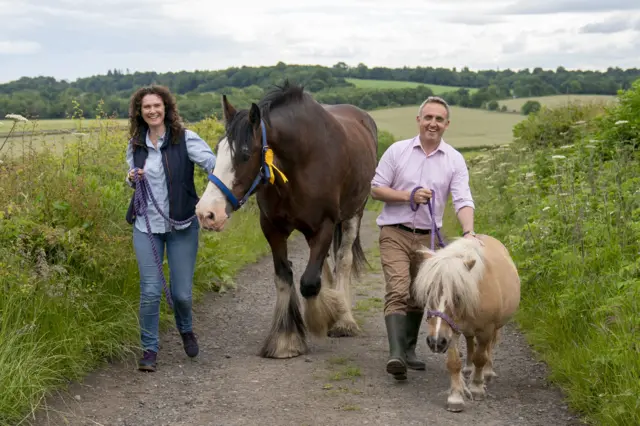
[1,0,639,83]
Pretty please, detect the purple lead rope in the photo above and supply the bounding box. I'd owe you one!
[409,186,445,250]
[131,168,197,310]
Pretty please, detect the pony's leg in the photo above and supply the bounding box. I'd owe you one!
[483,329,500,382]
[462,335,475,376]
[446,335,472,412]
[328,216,361,337]
[258,214,307,359]
[302,219,347,337]
[469,330,493,400]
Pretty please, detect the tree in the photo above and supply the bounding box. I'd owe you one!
[521,100,542,115]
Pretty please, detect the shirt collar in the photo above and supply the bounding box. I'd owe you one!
[413,135,445,157]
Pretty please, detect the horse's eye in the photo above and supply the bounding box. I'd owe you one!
[240,146,251,161]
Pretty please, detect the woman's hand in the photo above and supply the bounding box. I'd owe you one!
[128,168,144,181]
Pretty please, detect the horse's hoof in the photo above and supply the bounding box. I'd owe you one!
[446,394,465,412]
[327,319,359,337]
[484,369,497,383]
[462,365,473,376]
[259,333,308,359]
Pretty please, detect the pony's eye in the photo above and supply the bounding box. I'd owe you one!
[240,146,251,161]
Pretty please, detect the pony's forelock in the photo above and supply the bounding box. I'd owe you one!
[413,238,485,319]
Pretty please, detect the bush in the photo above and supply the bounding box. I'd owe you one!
[459,81,640,425]
[521,100,541,115]
[0,114,269,424]
[513,101,609,150]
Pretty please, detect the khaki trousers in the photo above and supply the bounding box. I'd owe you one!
[379,225,445,316]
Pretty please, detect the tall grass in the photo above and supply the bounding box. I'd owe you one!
[462,81,640,425]
[0,105,270,424]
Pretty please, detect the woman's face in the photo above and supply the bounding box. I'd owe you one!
[141,94,165,127]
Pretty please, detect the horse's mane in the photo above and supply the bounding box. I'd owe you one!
[412,237,486,319]
[221,79,308,167]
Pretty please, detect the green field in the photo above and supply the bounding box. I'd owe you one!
[498,94,616,112]
[0,118,128,137]
[346,78,477,94]
[370,104,525,148]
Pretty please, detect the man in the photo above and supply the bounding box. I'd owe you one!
[370,96,476,380]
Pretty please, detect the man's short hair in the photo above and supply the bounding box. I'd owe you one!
[418,96,451,119]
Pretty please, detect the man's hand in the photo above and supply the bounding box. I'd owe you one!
[412,188,432,205]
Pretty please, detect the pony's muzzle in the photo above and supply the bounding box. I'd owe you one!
[426,335,450,353]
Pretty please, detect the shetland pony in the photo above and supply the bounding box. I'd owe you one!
[412,234,520,412]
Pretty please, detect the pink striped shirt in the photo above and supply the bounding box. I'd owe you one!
[371,135,474,230]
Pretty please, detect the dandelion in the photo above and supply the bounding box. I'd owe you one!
[5,113,28,122]
[551,155,566,160]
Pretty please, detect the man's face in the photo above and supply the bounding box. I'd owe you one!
[416,102,450,145]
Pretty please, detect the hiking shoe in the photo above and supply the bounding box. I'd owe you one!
[138,350,157,372]
[181,331,199,358]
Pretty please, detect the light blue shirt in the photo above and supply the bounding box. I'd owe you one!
[126,129,216,234]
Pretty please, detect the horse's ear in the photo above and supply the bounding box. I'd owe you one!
[464,258,476,270]
[249,103,261,127]
[416,247,435,260]
[221,95,236,124]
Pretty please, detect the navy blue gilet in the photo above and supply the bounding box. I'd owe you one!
[125,128,198,226]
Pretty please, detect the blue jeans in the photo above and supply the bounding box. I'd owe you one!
[133,220,200,353]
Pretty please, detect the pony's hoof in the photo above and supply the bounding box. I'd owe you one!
[327,319,360,337]
[446,394,465,412]
[470,383,486,401]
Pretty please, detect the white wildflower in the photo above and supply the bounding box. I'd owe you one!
[71,132,88,137]
[542,206,550,212]
[559,144,574,149]
[585,145,596,149]
[615,120,628,125]
[5,113,28,122]
[551,155,566,160]
[525,172,536,178]
[574,120,586,125]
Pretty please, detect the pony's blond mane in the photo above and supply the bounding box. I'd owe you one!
[413,237,486,319]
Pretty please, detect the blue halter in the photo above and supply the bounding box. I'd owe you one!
[207,119,272,211]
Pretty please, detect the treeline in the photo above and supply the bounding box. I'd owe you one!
[1,62,638,122]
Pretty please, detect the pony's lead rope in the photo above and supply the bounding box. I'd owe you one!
[131,167,197,310]
[409,186,446,250]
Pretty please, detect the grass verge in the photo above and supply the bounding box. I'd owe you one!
[0,112,269,424]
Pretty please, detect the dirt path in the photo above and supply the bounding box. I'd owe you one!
[32,211,583,426]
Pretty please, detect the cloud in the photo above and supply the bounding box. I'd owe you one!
[0,40,40,54]
[0,0,639,83]
[579,15,640,33]
[499,0,640,15]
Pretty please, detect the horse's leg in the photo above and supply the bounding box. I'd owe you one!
[328,216,361,337]
[258,214,307,359]
[446,334,472,412]
[302,219,347,337]
[469,330,494,400]
[483,329,500,383]
[462,335,475,376]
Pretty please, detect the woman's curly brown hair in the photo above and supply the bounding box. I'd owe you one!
[128,85,184,149]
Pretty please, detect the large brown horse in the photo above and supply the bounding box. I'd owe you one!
[195,81,378,359]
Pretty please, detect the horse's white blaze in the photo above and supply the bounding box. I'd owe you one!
[195,137,236,230]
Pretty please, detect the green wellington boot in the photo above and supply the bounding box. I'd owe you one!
[405,311,426,370]
[385,313,408,380]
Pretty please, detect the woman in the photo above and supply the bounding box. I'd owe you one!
[124,85,216,372]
